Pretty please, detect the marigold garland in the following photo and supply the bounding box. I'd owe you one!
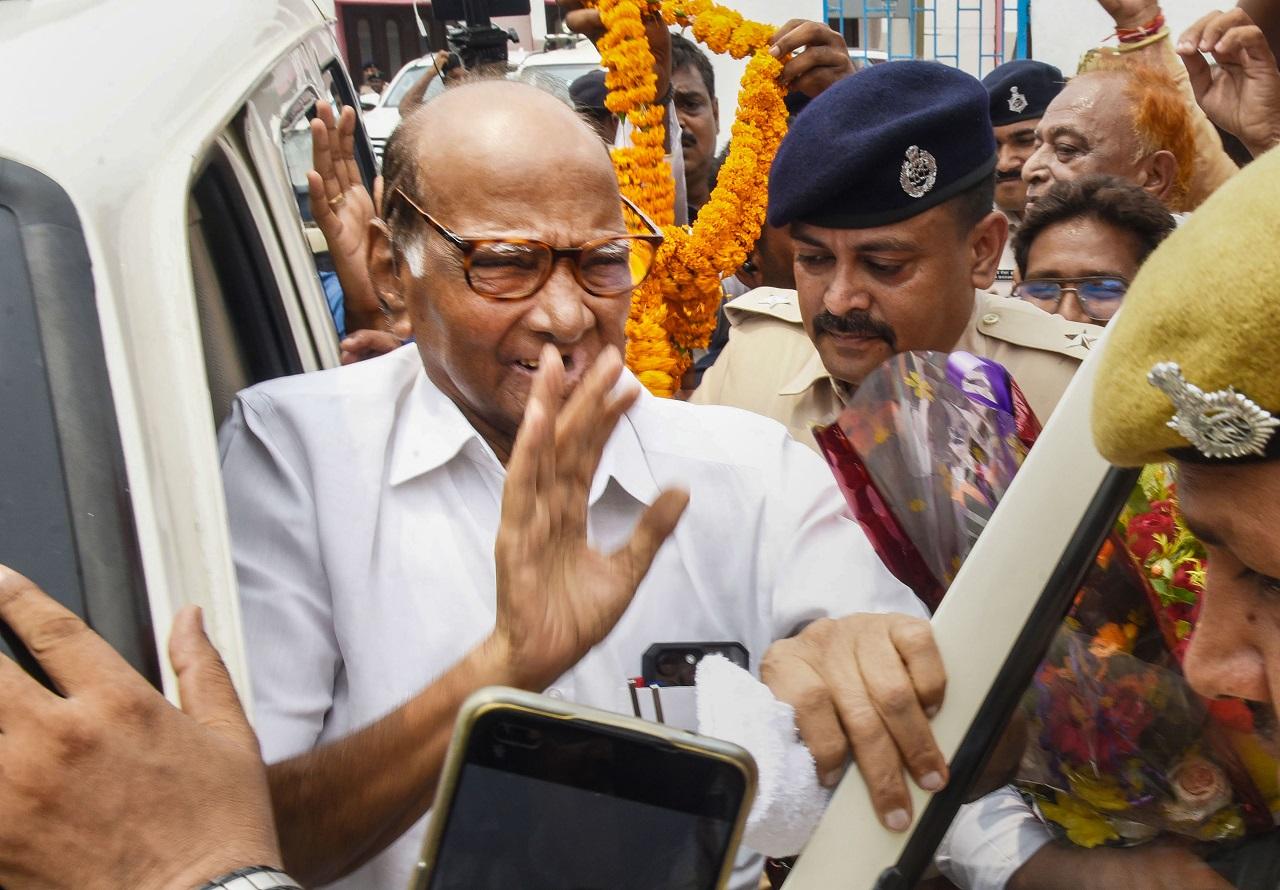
[593,0,788,396]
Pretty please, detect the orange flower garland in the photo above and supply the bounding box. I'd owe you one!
[593,0,788,396]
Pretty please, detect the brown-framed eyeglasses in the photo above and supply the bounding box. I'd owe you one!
[393,188,665,299]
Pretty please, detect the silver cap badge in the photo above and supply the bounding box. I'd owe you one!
[1148,362,1280,459]
[900,145,938,199]
[1008,86,1028,113]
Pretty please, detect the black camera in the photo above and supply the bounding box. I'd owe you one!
[445,23,519,70]
[431,0,529,70]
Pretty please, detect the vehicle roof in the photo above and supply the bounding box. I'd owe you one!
[0,0,328,200]
[519,42,602,68]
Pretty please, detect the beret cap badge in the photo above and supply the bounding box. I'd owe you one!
[1008,86,1028,113]
[1148,362,1280,460]
[899,145,938,199]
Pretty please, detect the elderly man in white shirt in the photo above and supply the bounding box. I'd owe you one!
[220,79,950,890]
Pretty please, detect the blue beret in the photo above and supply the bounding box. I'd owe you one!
[982,59,1064,126]
[570,70,609,113]
[768,61,996,229]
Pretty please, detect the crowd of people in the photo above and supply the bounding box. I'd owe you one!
[2,0,1280,888]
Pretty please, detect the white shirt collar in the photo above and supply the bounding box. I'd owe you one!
[387,365,660,508]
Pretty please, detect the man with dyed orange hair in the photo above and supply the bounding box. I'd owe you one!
[1023,61,1197,213]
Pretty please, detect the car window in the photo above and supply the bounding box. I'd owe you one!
[322,60,377,184]
[385,64,444,107]
[188,142,306,425]
[0,158,156,686]
[519,62,601,87]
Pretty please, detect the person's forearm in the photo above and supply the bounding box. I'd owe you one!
[1008,843,1090,890]
[268,637,525,886]
[1127,28,1240,205]
[399,67,439,113]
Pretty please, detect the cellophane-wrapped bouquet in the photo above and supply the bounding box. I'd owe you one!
[812,355,1280,851]
[812,350,1040,611]
[1017,465,1280,848]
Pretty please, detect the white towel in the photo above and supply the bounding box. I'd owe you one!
[696,654,832,858]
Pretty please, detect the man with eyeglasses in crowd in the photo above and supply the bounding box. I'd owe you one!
[217,78,953,890]
[1009,174,1175,326]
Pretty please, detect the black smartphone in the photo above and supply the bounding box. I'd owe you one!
[412,688,756,890]
[642,642,749,687]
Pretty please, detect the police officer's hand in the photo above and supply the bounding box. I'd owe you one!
[761,613,947,832]
[769,19,855,98]
[0,566,281,890]
[1179,8,1280,159]
[493,345,689,690]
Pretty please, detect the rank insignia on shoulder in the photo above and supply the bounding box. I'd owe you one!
[1148,362,1280,460]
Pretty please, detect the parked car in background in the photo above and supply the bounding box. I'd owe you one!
[514,38,604,90]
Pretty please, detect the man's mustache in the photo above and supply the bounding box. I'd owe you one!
[812,310,898,349]
[996,168,1023,182]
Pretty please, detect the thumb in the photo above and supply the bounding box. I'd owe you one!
[1181,49,1214,105]
[615,489,690,591]
[169,605,260,753]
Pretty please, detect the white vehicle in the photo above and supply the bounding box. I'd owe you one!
[515,39,605,90]
[365,56,448,163]
[0,0,1132,883]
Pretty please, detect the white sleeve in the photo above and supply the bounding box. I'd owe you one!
[763,434,927,637]
[219,394,341,763]
[934,785,1054,890]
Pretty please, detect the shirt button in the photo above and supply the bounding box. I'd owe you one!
[982,313,1000,326]
[546,687,565,699]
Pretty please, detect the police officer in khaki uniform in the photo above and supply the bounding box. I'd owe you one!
[692,61,1100,450]
[981,60,1065,297]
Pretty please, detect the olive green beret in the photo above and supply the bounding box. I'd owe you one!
[1092,145,1280,466]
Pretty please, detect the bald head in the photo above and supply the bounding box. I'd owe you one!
[383,81,621,244]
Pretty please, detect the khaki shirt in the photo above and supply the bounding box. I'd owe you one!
[990,237,1017,299]
[690,286,1102,451]
[989,213,1018,299]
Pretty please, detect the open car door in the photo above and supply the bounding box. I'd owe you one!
[785,331,1139,888]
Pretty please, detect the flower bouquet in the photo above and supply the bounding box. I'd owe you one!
[812,350,1039,611]
[812,352,1280,852]
[1016,465,1280,848]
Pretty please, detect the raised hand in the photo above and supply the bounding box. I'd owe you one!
[1095,0,1162,29]
[769,19,855,98]
[761,612,948,831]
[557,0,672,100]
[1178,8,1280,159]
[0,566,280,890]
[493,344,689,689]
[306,100,387,334]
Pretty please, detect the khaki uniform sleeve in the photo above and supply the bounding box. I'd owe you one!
[1127,35,1239,207]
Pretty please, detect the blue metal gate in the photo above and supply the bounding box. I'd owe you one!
[825,0,1031,77]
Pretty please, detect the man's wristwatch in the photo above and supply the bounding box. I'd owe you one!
[198,865,304,890]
